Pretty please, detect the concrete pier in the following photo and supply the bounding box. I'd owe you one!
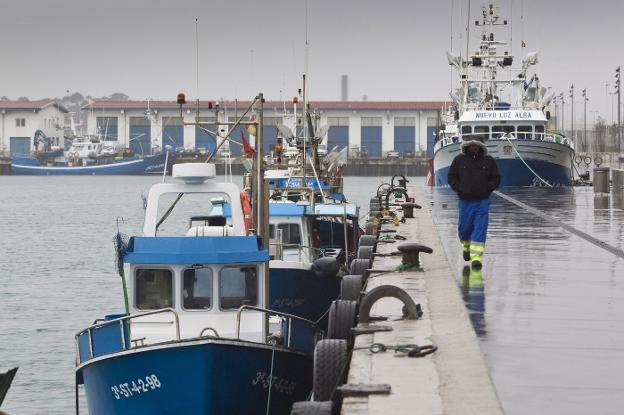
[342,186,503,415]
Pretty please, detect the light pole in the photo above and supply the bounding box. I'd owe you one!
[553,96,559,130]
[616,66,621,152]
[582,88,588,151]
[559,93,565,135]
[569,84,574,140]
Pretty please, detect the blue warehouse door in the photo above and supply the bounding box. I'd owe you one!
[228,117,247,157]
[129,117,151,155]
[195,117,217,156]
[327,126,349,152]
[394,127,415,155]
[263,117,281,153]
[361,117,382,158]
[426,117,437,158]
[162,117,184,150]
[96,116,118,141]
[10,137,31,156]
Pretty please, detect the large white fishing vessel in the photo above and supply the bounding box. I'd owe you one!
[433,3,574,187]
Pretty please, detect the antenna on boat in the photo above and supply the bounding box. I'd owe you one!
[195,17,200,121]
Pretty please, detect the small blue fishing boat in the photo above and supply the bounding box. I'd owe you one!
[75,163,317,414]
[11,136,172,175]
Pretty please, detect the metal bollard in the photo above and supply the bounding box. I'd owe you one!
[593,167,610,195]
[612,169,624,195]
[400,202,422,218]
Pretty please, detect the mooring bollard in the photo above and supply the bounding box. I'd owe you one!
[397,243,433,268]
[612,169,624,195]
[593,167,610,195]
[400,202,422,218]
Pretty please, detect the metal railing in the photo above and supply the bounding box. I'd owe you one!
[434,132,573,152]
[235,305,317,348]
[74,308,180,364]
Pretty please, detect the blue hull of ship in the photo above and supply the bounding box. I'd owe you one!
[434,158,572,187]
[11,153,171,175]
[78,340,312,415]
[269,266,340,323]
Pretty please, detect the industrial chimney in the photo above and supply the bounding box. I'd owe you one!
[341,75,348,101]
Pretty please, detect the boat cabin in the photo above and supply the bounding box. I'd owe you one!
[124,164,268,344]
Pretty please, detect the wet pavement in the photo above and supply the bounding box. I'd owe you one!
[430,187,624,415]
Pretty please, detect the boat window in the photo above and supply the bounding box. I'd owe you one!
[535,125,545,139]
[461,126,472,137]
[219,266,258,309]
[474,126,489,140]
[183,268,213,310]
[280,224,301,245]
[156,193,232,236]
[135,269,173,310]
[492,125,515,138]
[517,125,533,139]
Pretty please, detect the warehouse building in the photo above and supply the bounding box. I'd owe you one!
[84,100,446,158]
[0,100,68,156]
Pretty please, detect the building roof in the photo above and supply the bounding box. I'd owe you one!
[83,100,449,112]
[0,100,69,113]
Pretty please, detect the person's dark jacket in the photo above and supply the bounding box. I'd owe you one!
[448,140,500,200]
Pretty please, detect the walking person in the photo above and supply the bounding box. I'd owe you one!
[447,137,500,269]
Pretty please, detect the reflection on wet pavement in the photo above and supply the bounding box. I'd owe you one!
[430,186,624,415]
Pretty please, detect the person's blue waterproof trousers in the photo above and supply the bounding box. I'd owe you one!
[458,198,490,262]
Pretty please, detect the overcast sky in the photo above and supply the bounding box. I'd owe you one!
[0,0,622,123]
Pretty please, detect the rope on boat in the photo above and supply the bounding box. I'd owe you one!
[493,190,624,260]
[502,134,553,187]
[265,341,277,415]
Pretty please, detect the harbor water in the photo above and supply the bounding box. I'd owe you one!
[2,176,624,414]
[0,175,408,414]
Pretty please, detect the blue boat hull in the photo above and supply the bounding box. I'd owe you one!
[11,153,172,175]
[78,339,312,415]
[269,265,341,323]
[434,158,572,187]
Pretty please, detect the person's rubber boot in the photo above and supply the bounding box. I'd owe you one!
[461,240,471,261]
[469,242,484,270]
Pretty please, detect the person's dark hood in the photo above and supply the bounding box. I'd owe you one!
[460,138,488,155]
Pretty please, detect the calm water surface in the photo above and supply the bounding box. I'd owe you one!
[0,175,399,414]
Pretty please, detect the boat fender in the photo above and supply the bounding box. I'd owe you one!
[312,257,340,278]
[240,191,253,234]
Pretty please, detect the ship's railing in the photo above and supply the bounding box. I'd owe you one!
[434,132,573,152]
[235,305,318,348]
[74,308,180,365]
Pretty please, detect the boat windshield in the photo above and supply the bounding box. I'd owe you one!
[156,192,232,236]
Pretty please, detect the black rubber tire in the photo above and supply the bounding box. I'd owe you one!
[349,258,370,277]
[313,339,348,402]
[357,245,374,259]
[358,235,377,247]
[327,300,357,341]
[340,274,363,301]
[291,401,333,415]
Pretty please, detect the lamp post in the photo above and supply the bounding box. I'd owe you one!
[553,96,559,130]
[616,66,621,152]
[582,88,588,151]
[559,93,565,136]
[569,84,574,140]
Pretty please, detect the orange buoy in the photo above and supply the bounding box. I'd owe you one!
[240,191,253,234]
